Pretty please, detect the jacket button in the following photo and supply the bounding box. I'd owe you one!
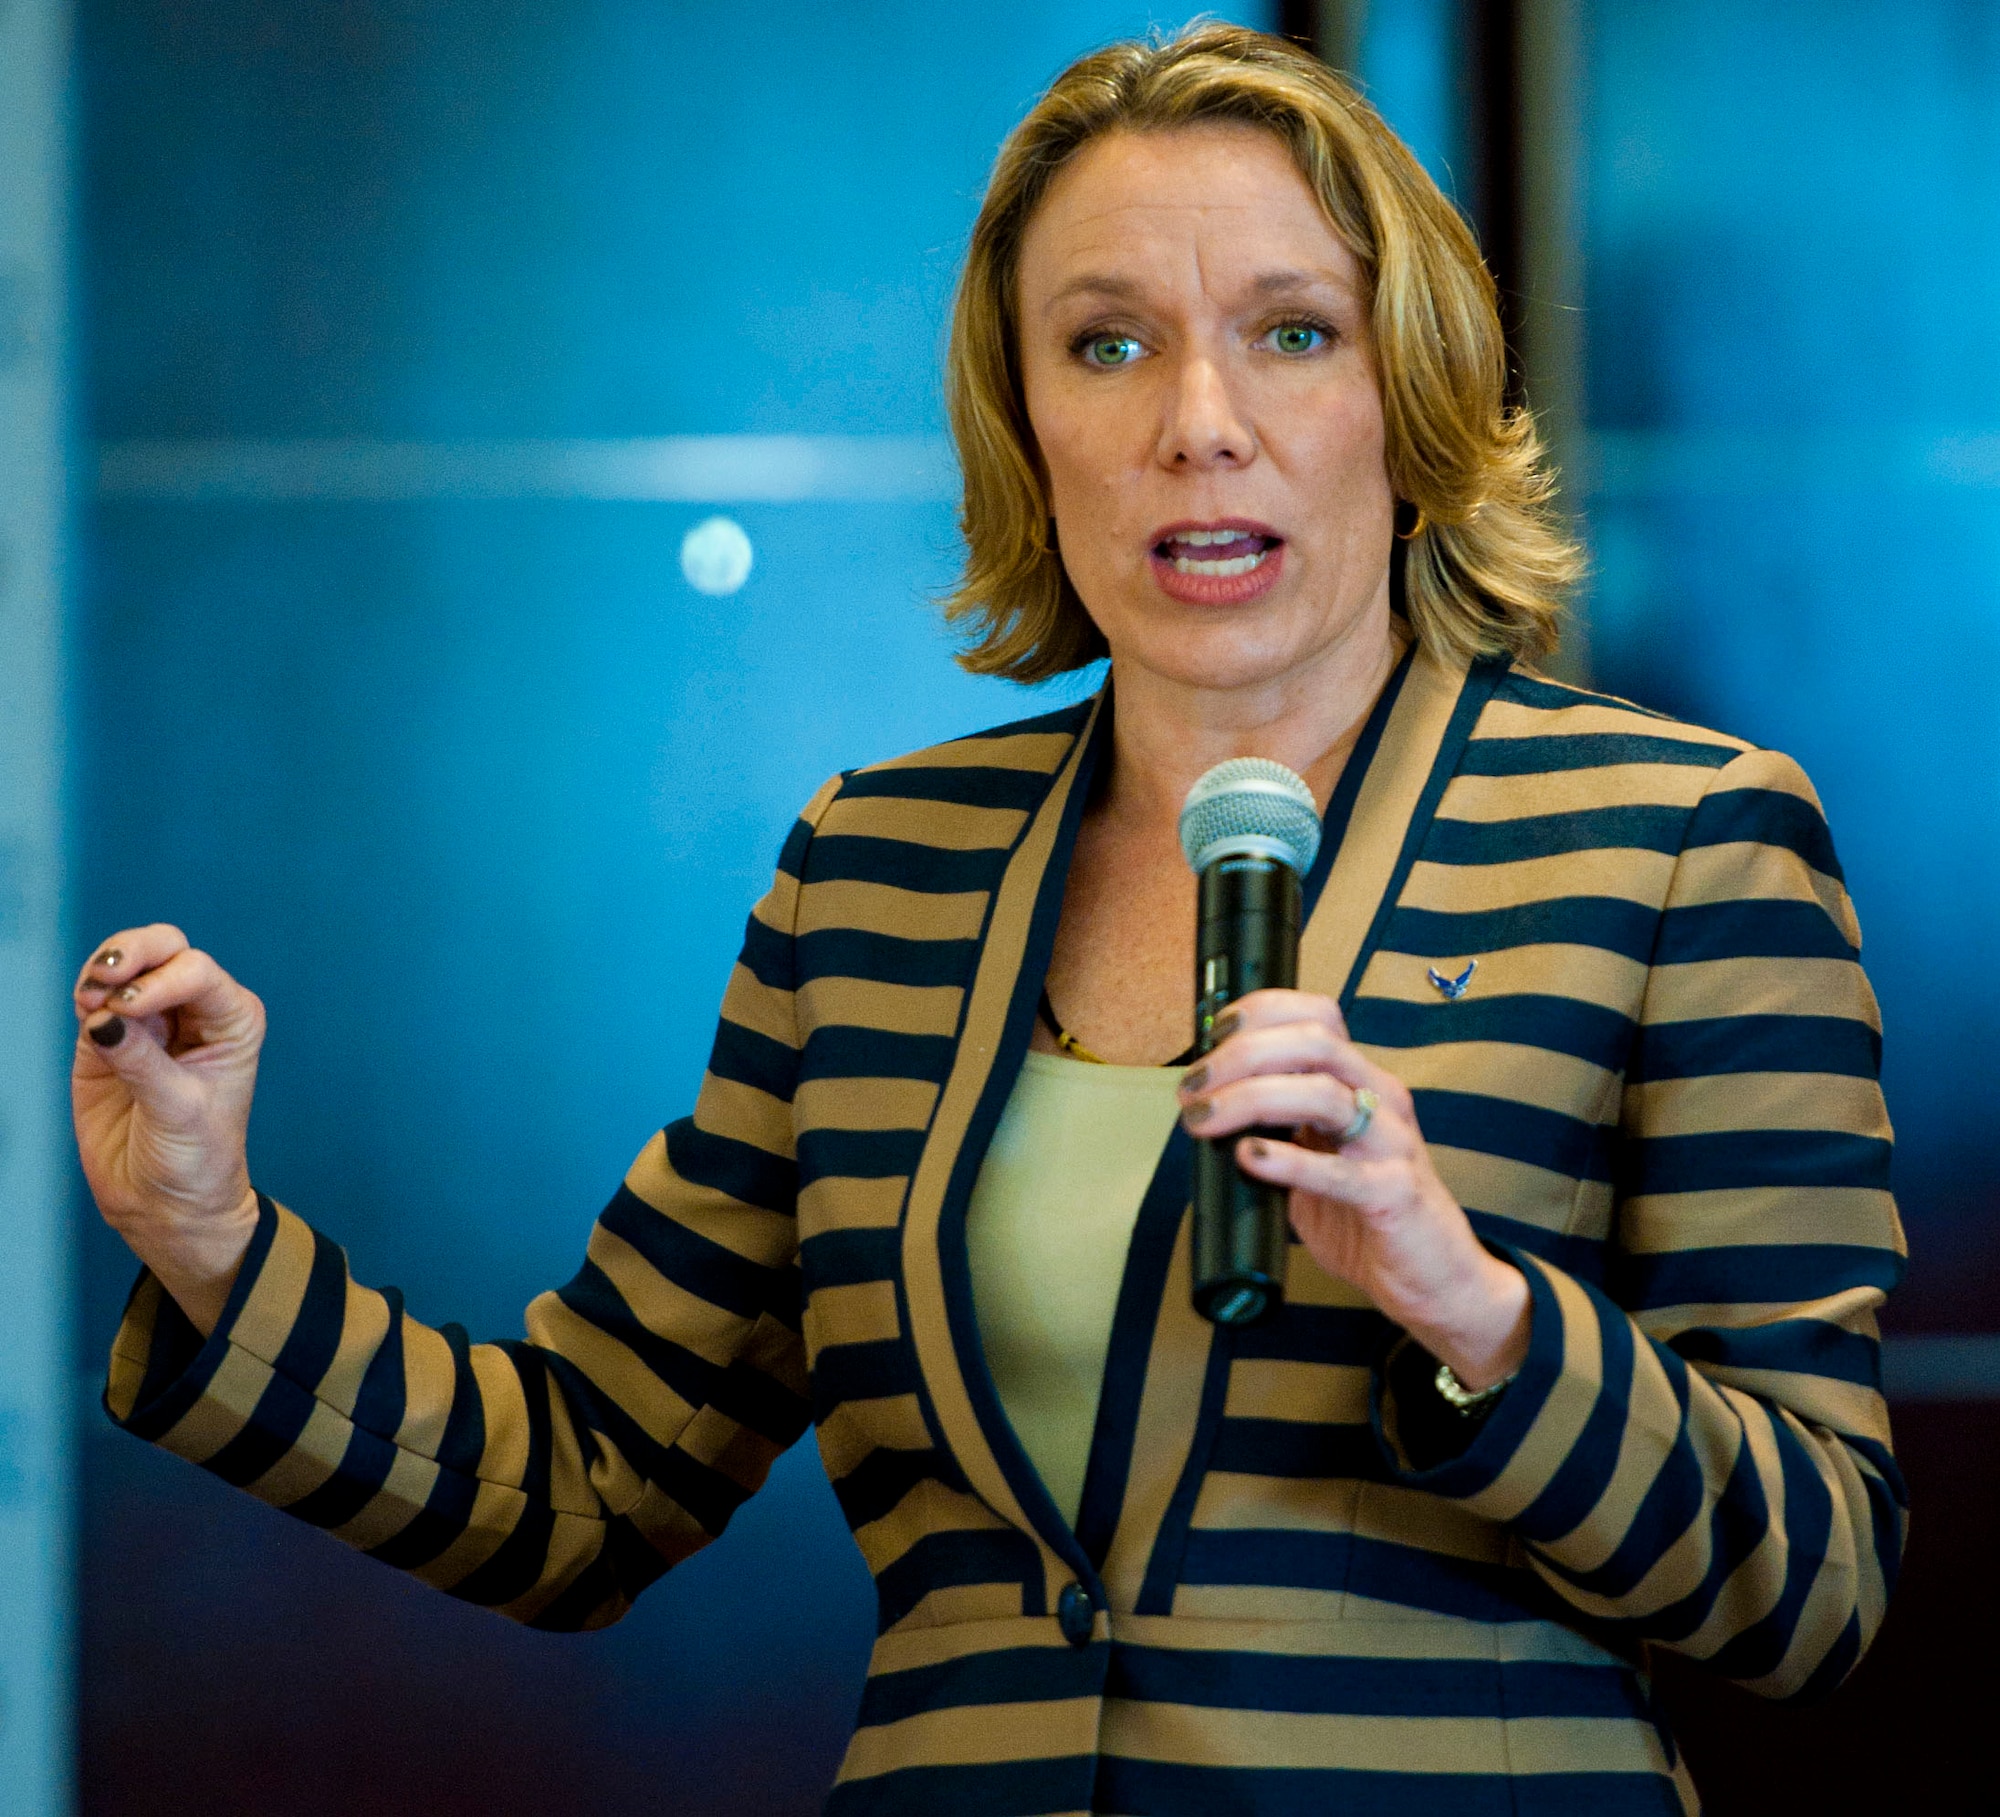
[1057,1581,1094,1648]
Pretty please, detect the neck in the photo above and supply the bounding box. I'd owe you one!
[1099,601,1407,832]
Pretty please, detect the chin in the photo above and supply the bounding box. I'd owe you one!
[1114,614,1328,695]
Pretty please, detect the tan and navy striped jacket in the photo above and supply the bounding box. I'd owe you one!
[108,645,1906,1814]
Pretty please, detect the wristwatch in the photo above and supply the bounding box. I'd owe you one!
[1433,1360,1515,1417]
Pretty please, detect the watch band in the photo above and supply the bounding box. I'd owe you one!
[1433,1359,1516,1416]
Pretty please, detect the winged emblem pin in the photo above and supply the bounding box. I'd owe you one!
[1427,960,1477,1001]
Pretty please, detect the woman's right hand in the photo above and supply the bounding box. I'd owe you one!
[72,925,266,1336]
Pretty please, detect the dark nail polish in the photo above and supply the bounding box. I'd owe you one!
[96,948,123,970]
[1182,1064,1209,1094]
[114,985,140,1003]
[87,1015,127,1049]
[1183,1097,1213,1125]
[1214,1011,1240,1040]
[1242,1137,1268,1159]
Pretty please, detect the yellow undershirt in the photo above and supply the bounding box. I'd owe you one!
[965,1049,1188,1528]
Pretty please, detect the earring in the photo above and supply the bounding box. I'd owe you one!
[1394,500,1428,541]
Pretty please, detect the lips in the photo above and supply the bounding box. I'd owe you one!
[1148,520,1286,605]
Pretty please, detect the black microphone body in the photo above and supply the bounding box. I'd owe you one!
[1190,852,1301,1326]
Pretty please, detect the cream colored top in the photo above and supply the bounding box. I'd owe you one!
[965,1049,1187,1527]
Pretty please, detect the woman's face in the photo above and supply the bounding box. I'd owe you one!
[1016,124,1395,697]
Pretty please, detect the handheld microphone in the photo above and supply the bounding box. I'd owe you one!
[1178,759,1324,1327]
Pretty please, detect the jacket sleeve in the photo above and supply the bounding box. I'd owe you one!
[102,778,842,1632]
[1377,746,1908,1699]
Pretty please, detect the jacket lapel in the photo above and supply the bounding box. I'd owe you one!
[1300,646,1505,1004]
[900,688,1109,1599]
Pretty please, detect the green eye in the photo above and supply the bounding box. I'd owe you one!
[1084,334,1143,368]
[1270,322,1328,355]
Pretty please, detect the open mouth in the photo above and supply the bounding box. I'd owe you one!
[1147,522,1288,604]
[1154,527,1282,577]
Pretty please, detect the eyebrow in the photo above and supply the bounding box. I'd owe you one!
[1042,267,1352,315]
[1044,274,1144,312]
[1245,268,1349,299]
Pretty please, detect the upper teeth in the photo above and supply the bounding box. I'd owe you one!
[1176,528,1248,547]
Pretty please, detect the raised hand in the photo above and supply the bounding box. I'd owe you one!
[1178,988,1530,1389]
[72,925,266,1335]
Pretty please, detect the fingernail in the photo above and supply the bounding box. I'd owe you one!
[1182,1064,1210,1094]
[114,985,140,1003]
[1182,1097,1213,1126]
[87,1015,127,1049]
[1242,1137,1268,1159]
[95,948,123,970]
[1214,1011,1240,1040]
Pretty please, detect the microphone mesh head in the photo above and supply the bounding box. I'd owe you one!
[1178,758,1323,876]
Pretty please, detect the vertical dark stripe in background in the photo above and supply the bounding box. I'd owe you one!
[1281,1,1528,404]
[1275,0,1324,53]
[1462,0,1525,405]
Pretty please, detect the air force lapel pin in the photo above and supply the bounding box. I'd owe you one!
[1427,959,1477,1001]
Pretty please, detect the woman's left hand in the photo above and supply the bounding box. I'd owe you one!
[1179,988,1530,1390]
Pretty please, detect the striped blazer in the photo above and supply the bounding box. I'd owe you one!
[107,645,1906,1815]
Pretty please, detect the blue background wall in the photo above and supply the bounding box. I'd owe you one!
[74,6,1261,1813]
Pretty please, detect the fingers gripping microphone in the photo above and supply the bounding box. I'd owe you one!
[1178,760,1324,1327]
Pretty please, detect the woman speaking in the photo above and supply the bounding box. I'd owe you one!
[74,25,1903,1814]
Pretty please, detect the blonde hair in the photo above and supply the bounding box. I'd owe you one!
[942,23,1580,683]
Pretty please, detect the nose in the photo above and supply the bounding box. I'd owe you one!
[1157,354,1255,471]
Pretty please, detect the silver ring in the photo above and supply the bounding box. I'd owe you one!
[1334,1086,1379,1147]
